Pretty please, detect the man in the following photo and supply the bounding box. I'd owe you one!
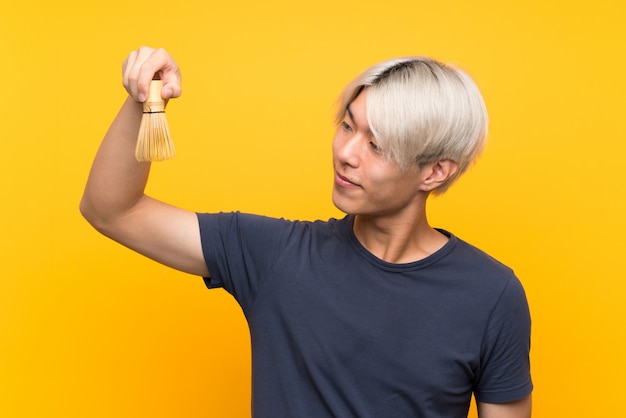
[81,46,532,417]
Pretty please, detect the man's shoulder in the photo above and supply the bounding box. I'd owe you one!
[441,231,517,285]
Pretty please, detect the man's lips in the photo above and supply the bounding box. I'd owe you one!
[335,172,361,188]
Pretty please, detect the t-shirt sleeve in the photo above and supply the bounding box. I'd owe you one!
[196,212,294,311]
[473,275,533,403]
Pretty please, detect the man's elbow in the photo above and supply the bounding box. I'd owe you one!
[79,195,115,237]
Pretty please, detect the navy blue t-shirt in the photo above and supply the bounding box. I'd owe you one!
[197,212,532,417]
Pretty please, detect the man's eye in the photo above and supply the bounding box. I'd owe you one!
[369,141,381,152]
[341,121,353,132]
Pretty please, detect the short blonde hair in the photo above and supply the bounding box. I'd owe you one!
[335,57,488,194]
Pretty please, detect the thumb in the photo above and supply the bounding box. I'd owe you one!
[160,76,182,100]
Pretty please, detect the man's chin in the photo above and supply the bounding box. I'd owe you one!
[332,193,357,216]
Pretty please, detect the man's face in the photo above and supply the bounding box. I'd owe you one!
[331,90,426,218]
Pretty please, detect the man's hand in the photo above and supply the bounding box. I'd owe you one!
[122,46,182,103]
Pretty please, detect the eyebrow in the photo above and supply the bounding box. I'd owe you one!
[345,104,373,137]
[345,104,355,124]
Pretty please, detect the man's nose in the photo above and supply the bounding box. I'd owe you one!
[335,135,362,167]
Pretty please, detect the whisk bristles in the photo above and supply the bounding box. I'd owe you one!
[135,80,176,162]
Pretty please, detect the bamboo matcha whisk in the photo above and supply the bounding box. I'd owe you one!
[135,79,175,162]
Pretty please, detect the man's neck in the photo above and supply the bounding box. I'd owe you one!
[352,211,448,264]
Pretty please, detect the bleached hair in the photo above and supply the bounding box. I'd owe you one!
[335,57,489,194]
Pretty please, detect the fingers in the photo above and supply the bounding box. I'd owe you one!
[122,47,182,102]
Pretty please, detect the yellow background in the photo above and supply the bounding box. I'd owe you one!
[1,0,625,416]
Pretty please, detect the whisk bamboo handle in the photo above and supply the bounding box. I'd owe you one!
[143,80,165,113]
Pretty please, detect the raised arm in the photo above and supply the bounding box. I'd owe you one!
[477,395,532,418]
[80,47,209,277]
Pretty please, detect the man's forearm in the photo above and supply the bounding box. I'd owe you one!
[80,96,151,231]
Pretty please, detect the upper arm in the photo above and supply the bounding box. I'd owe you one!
[92,195,209,277]
[477,395,532,418]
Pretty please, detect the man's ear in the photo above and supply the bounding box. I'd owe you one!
[418,160,459,192]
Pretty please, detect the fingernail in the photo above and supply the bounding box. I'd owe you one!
[138,93,146,102]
